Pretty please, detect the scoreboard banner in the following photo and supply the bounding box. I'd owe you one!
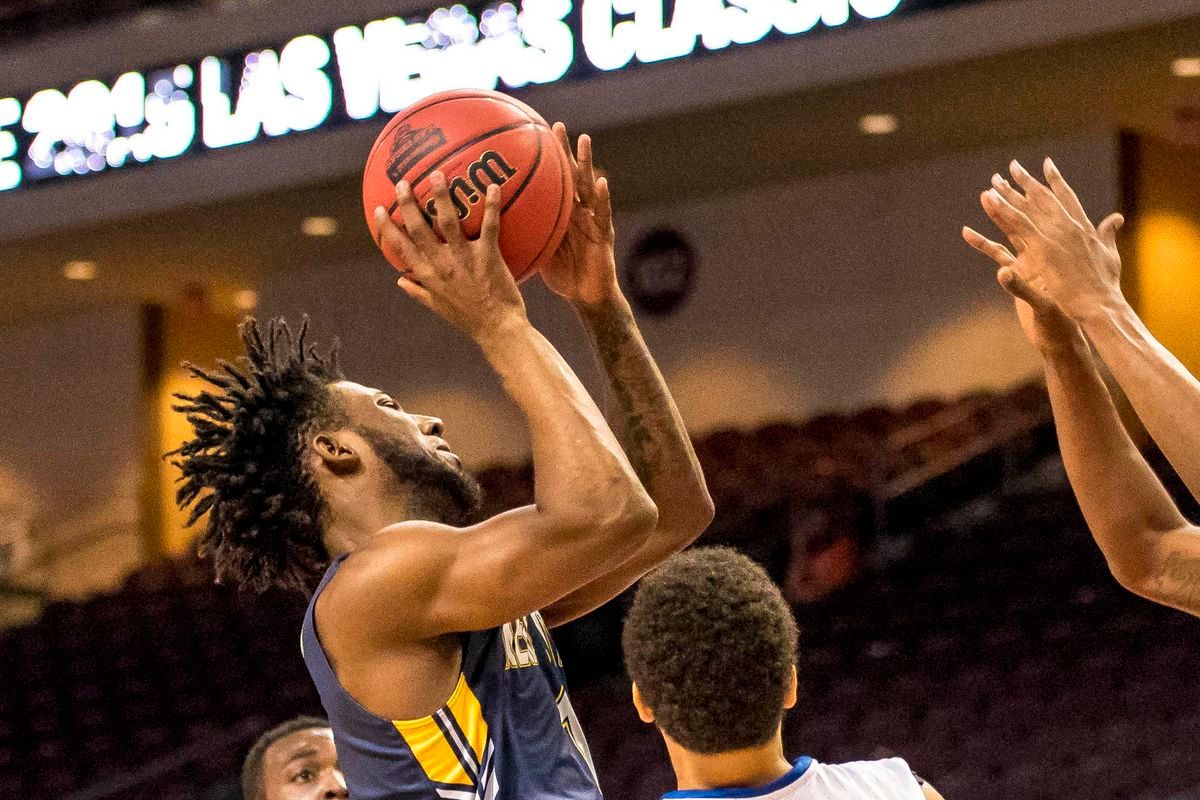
[0,0,975,195]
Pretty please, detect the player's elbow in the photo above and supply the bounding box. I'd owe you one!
[1107,557,1158,600]
[605,489,659,540]
[684,491,716,538]
[581,488,658,556]
[659,491,716,549]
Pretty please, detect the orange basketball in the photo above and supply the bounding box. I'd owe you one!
[362,89,573,283]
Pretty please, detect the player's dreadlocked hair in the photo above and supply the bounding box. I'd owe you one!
[170,317,345,593]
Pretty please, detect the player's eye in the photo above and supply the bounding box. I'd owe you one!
[292,768,315,783]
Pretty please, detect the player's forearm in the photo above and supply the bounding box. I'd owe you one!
[1041,339,1188,587]
[477,314,654,523]
[1081,300,1200,501]
[577,295,714,536]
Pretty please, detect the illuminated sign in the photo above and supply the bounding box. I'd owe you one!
[0,0,907,193]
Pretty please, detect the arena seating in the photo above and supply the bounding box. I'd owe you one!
[3,379,1198,799]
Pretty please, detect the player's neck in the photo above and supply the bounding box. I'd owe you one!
[665,731,794,793]
[322,492,415,556]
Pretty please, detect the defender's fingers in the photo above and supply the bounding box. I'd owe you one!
[1008,159,1062,214]
[479,183,502,247]
[395,181,439,252]
[982,189,1039,241]
[594,176,613,235]
[990,172,1029,212]
[1097,212,1125,248]
[998,267,1053,312]
[1042,158,1091,227]
[962,226,1016,266]
[375,207,428,276]
[429,172,465,246]
[576,134,597,203]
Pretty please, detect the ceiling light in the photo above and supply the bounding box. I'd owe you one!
[1173,57,1200,78]
[234,289,258,310]
[63,260,97,281]
[859,113,898,135]
[301,216,339,237]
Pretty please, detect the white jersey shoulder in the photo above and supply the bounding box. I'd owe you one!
[663,757,924,800]
[792,758,924,800]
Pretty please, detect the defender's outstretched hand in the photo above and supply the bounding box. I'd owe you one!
[541,123,620,309]
[962,158,1125,323]
[374,173,526,339]
[961,227,1087,357]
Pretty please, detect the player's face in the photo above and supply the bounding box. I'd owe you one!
[330,381,482,523]
[333,380,462,470]
[261,727,347,800]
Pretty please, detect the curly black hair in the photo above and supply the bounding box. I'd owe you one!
[242,715,331,800]
[170,317,346,593]
[622,547,799,754]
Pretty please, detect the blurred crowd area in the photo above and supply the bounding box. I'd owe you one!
[5,380,1198,800]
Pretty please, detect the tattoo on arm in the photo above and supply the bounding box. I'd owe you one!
[580,302,665,485]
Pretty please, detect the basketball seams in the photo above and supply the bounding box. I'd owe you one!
[500,129,543,214]
[520,136,573,280]
[365,92,545,171]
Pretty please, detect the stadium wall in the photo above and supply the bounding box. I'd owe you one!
[258,130,1120,465]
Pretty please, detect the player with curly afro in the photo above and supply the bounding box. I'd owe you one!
[623,548,944,800]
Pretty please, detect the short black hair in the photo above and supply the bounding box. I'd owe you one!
[242,716,331,800]
[622,547,799,753]
[171,317,345,593]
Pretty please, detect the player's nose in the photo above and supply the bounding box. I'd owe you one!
[322,769,349,798]
[415,415,444,436]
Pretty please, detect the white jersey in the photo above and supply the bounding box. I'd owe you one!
[662,757,925,800]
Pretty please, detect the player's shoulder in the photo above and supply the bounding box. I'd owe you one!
[813,757,923,792]
[325,521,462,602]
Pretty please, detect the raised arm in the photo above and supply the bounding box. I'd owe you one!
[334,174,657,638]
[964,188,1200,616]
[536,127,714,626]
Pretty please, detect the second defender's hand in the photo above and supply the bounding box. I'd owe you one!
[541,123,620,309]
[374,172,527,340]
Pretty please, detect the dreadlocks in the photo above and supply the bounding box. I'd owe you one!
[171,317,345,593]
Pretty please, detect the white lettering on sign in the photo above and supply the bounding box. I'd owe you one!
[0,0,903,192]
[201,35,332,148]
[0,97,20,191]
[582,0,901,68]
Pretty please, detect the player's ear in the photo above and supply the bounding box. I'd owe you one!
[312,432,362,475]
[783,665,798,710]
[631,683,655,724]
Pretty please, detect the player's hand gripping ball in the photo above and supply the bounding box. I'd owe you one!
[363,89,574,282]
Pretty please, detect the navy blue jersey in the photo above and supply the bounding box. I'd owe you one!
[301,554,603,800]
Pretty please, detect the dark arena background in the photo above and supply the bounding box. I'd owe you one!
[3,0,1200,798]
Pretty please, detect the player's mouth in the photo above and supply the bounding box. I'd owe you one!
[432,441,462,469]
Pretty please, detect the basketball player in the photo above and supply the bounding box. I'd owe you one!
[964,158,1200,617]
[173,127,713,799]
[622,548,943,799]
[242,717,348,800]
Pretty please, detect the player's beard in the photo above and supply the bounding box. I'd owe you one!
[355,426,483,525]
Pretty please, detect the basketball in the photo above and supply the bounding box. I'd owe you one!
[362,89,574,283]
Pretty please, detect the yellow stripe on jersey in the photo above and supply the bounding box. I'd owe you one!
[393,674,490,786]
[445,671,489,764]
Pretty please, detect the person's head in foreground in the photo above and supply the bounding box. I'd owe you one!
[623,547,941,799]
[242,716,347,800]
[171,317,482,593]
